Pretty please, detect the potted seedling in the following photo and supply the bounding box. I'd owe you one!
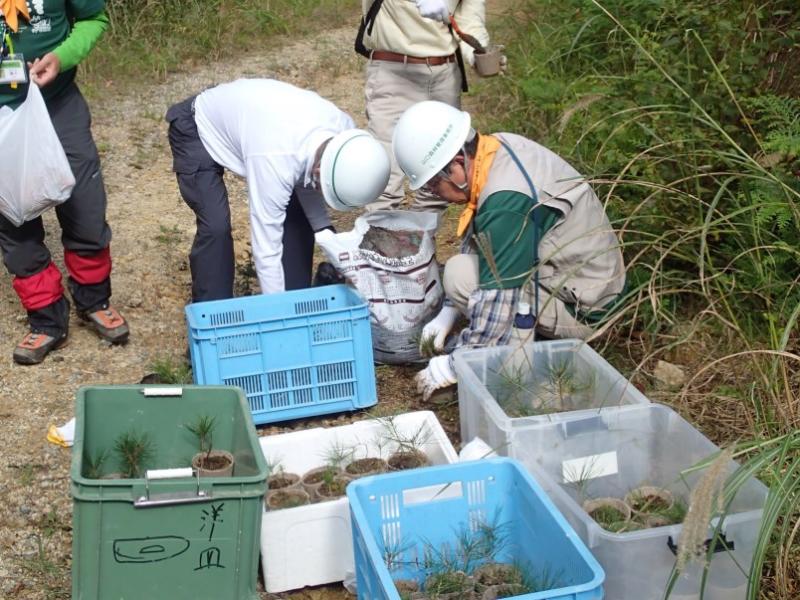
[265,487,311,510]
[187,414,234,477]
[583,497,632,533]
[422,571,475,599]
[301,440,353,500]
[625,486,687,528]
[380,416,433,471]
[393,579,419,600]
[473,563,524,592]
[83,449,109,479]
[345,438,389,479]
[266,457,301,491]
[113,430,154,479]
[538,360,595,413]
[316,469,352,501]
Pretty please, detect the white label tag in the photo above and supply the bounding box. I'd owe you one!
[0,54,27,85]
[562,451,618,484]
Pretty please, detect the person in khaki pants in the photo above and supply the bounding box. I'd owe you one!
[357,0,492,211]
[392,101,627,400]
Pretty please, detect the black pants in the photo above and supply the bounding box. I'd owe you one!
[0,83,112,336]
[166,96,330,302]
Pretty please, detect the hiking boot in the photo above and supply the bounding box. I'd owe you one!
[13,331,68,365]
[81,305,130,344]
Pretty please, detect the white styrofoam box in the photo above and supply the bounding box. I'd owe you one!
[258,411,458,593]
[453,338,650,455]
[513,403,768,600]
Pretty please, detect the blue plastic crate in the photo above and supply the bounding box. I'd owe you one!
[347,458,604,600]
[185,284,377,425]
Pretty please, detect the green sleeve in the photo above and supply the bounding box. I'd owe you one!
[52,11,109,71]
[474,190,561,289]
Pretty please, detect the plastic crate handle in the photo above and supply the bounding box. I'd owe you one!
[667,533,734,556]
[142,387,184,397]
[559,415,609,438]
[134,468,212,508]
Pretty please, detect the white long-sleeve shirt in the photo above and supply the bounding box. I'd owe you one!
[193,79,355,293]
[362,0,488,64]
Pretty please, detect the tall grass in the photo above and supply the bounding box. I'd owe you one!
[473,0,798,596]
[83,0,359,82]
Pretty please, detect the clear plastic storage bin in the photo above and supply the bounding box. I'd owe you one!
[512,403,768,600]
[453,339,649,453]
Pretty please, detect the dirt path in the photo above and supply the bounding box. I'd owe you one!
[0,23,466,599]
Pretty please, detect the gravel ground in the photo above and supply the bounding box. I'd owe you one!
[0,24,467,599]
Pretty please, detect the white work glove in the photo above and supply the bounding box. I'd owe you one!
[420,304,460,353]
[415,355,457,401]
[415,0,450,23]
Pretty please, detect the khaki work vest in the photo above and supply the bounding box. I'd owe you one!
[475,133,626,310]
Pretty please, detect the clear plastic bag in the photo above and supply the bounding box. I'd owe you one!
[0,84,75,227]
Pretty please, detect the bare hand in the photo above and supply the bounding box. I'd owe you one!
[28,53,61,87]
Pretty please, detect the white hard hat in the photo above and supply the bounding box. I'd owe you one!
[392,101,472,191]
[319,129,390,211]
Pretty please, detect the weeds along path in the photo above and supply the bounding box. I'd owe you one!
[0,25,426,600]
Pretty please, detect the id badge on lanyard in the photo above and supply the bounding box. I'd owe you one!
[0,24,27,86]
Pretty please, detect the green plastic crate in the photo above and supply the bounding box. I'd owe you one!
[71,386,268,600]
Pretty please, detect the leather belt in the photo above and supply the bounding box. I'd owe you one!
[370,50,456,66]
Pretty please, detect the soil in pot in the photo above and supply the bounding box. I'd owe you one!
[301,465,343,496]
[316,475,352,501]
[192,449,234,477]
[265,488,310,510]
[345,457,389,478]
[481,583,527,600]
[583,497,632,532]
[268,472,301,491]
[626,487,687,527]
[626,486,674,514]
[474,563,524,590]
[388,449,431,471]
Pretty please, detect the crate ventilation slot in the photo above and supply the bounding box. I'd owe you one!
[210,309,245,326]
[317,361,354,383]
[224,374,265,412]
[312,320,351,343]
[218,333,259,356]
[295,298,328,315]
[380,493,401,521]
[466,480,486,506]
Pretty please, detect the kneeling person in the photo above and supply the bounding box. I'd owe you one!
[392,101,626,399]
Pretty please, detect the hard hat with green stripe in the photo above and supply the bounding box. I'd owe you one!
[320,129,390,211]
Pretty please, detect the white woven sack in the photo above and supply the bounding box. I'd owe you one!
[0,83,75,227]
[316,210,443,364]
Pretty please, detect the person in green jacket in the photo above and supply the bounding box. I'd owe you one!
[0,0,129,365]
[392,101,626,400]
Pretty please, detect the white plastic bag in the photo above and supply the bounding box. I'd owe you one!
[315,210,443,364]
[0,83,75,227]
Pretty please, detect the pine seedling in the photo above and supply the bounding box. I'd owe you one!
[83,449,109,479]
[186,414,216,463]
[114,431,154,479]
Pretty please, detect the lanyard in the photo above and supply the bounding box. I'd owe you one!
[0,22,14,69]
[498,139,541,333]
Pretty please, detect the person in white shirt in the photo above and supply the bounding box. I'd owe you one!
[165,78,390,301]
[356,0,500,211]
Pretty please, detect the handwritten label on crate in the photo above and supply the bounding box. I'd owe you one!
[562,451,618,484]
